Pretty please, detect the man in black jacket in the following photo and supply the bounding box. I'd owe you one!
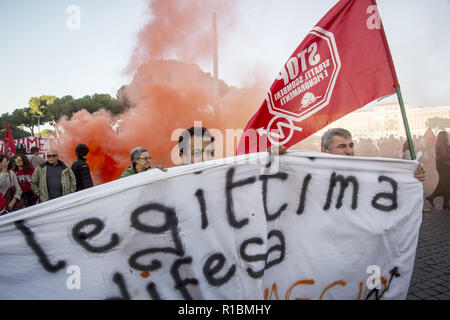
[71,144,94,191]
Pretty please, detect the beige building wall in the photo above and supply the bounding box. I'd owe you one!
[317,103,450,139]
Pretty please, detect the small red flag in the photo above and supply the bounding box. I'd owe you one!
[1,125,17,156]
[237,0,398,154]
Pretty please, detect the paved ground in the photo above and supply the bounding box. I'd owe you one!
[407,198,450,300]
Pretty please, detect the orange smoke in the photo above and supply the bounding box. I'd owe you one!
[55,0,267,184]
[53,110,130,185]
[126,0,234,74]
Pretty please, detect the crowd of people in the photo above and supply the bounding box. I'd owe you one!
[0,126,448,215]
[0,143,94,215]
[426,131,450,210]
[355,133,449,209]
[0,127,212,215]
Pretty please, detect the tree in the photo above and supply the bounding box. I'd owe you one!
[0,112,12,130]
[28,95,57,117]
[11,108,38,136]
[116,85,133,112]
[47,95,74,136]
[92,93,124,115]
[48,94,125,122]
[0,126,30,139]
[0,112,33,139]
[28,95,58,132]
[4,91,130,138]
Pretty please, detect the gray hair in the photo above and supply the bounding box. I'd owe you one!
[321,128,352,150]
[130,147,148,165]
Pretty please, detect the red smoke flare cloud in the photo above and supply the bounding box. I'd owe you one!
[55,0,266,184]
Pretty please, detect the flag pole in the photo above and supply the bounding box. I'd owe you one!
[372,0,416,160]
[395,86,416,160]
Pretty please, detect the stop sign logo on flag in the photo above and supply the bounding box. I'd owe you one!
[262,27,342,146]
[268,27,341,123]
[237,0,399,154]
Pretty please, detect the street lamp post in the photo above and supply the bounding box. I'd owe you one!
[33,115,45,138]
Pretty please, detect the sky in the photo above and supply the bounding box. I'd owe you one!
[0,0,449,115]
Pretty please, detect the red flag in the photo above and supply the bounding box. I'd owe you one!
[237,0,398,154]
[1,125,17,156]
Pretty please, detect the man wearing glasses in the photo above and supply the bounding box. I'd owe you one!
[178,127,215,165]
[120,147,167,178]
[268,128,426,182]
[30,149,76,203]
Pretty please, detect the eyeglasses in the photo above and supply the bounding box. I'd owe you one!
[138,157,152,161]
[192,148,214,156]
[47,154,58,158]
[192,149,203,156]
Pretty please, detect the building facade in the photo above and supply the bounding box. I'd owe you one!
[318,103,450,139]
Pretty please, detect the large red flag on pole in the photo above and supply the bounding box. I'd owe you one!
[1,125,17,156]
[237,0,399,155]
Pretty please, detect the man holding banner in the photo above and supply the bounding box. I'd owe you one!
[272,127,426,182]
[320,128,426,182]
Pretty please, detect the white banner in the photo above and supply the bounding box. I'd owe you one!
[0,151,422,300]
[0,137,49,153]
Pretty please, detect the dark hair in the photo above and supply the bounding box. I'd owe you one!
[30,146,40,154]
[75,144,90,158]
[0,154,14,171]
[436,131,449,149]
[178,127,214,155]
[15,143,27,155]
[14,155,32,172]
[130,147,148,166]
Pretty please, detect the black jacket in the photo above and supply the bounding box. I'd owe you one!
[71,157,94,191]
